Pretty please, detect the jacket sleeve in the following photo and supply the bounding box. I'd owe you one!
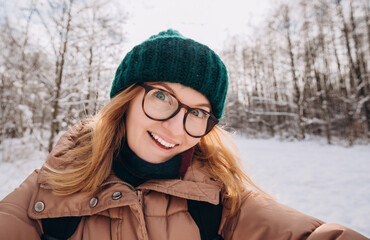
[0,170,42,240]
[307,223,368,240]
[221,191,369,240]
[0,121,88,240]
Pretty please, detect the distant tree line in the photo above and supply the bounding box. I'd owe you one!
[1,0,369,155]
[0,0,127,152]
[221,0,370,145]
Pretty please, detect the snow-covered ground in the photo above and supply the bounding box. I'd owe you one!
[0,136,47,197]
[233,135,370,237]
[1,134,369,237]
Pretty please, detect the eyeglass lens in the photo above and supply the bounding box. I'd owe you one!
[143,88,211,137]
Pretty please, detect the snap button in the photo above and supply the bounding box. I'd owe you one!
[89,197,98,208]
[34,201,45,212]
[112,191,122,200]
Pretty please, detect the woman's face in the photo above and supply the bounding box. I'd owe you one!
[125,82,211,163]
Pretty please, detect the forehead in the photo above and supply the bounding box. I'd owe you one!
[148,82,211,109]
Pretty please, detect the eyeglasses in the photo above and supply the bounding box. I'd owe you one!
[137,83,218,138]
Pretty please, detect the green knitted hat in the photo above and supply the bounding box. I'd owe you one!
[110,29,228,119]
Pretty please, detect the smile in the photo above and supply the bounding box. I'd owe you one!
[148,131,177,149]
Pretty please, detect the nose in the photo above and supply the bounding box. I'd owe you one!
[162,108,186,136]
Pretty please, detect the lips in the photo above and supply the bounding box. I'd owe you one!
[148,131,177,149]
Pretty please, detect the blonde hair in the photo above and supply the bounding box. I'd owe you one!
[44,85,141,194]
[44,84,267,215]
[196,126,268,215]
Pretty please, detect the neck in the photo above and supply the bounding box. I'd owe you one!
[112,142,183,187]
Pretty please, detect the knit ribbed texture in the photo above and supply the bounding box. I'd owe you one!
[110,29,228,119]
[113,142,182,188]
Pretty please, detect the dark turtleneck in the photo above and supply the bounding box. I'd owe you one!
[112,142,182,188]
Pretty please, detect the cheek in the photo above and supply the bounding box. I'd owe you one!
[125,98,147,142]
[183,136,201,150]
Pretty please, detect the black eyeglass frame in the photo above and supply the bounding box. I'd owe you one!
[137,82,219,138]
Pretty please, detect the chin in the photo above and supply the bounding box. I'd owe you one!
[139,152,170,164]
[151,156,171,164]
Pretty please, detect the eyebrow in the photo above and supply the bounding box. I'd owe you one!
[194,102,211,109]
[153,82,176,94]
[149,82,212,110]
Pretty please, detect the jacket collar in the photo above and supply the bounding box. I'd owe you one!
[29,122,222,219]
[104,160,222,204]
[30,158,221,220]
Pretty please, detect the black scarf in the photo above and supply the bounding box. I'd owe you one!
[112,142,182,187]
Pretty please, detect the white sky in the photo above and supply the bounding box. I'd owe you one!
[122,0,273,52]
[3,0,274,54]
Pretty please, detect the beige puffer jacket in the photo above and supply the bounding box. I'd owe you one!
[0,123,368,240]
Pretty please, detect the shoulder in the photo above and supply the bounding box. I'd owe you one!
[221,191,369,240]
[222,191,322,239]
[0,120,93,239]
[0,170,39,212]
[0,170,42,239]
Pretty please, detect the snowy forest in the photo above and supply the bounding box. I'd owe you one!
[221,0,370,145]
[1,0,370,156]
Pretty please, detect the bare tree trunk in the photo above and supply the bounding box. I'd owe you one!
[366,0,370,57]
[301,1,315,136]
[93,66,100,115]
[336,0,358,93]
[270,46,280,137]
[48,0,74,152]
[336,0,360,145]
[349,0,368,95]
[19,51,26,137]
[18,9,35,137]
[283,5,305,139]
[86,44,94,116]
[0,74,6,144]
[329,11,352,140]
[316,2,332,144]
[250,48,261,133]
[242,48,251,131]
[86,10,96,116]
[319,61,332,144]
[350,0,370,138]
[251,49,259,96]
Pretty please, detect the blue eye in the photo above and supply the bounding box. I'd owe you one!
[154,91,169,101]
[190,109,205,118]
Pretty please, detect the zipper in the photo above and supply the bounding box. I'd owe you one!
[136,189,143,206]
[135,189,149,240]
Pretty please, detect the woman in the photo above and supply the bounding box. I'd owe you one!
[0,29,368,240]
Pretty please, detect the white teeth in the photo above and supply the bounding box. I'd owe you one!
[150,132,176,148]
